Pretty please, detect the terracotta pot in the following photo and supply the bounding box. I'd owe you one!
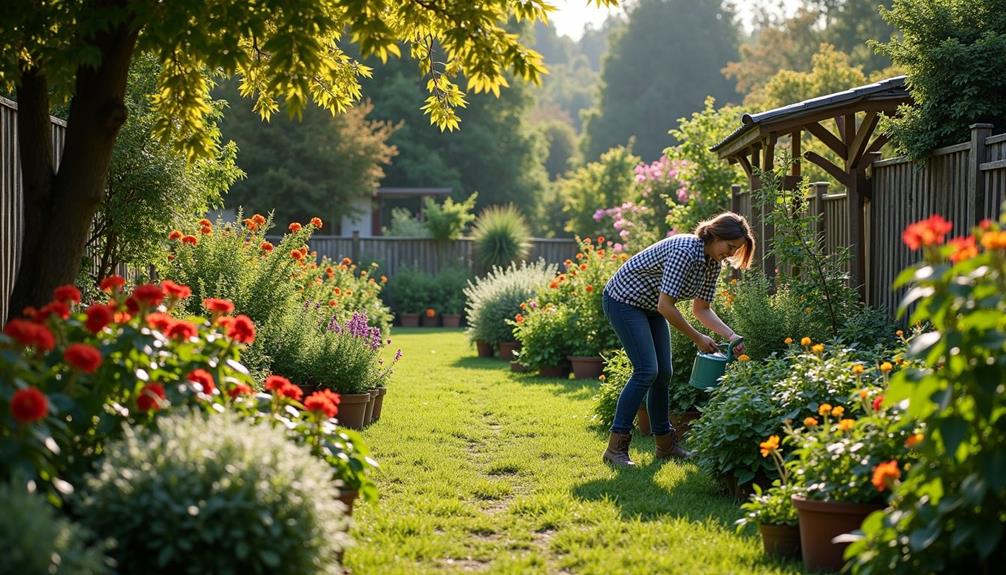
[399,313,420,327]
[510,361,529,373]
[669,410,702,444]
[363,388,377,425]
[441,313,462,328]
[792,496,884,572]
[498,341,522,361]
[421,313,439,327]
[476,340,495,358]
[759,522,801,558]
[338,392,372,430]
[370,387,386,421]
[568,355,604,379]
[538,364,570,378]
[337,489,360,516]
[635,405,651,436]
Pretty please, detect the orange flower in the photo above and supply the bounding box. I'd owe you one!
[784,337,793,345]
[580,263,588,271]
[341,257,352,266]
[948,235,977,263]
[425,308,436,318]
[168,230,183,241]
[896,329,904,338]
[858,389,870,400]
[585,285,594,293]
[380,275,388,284]
[289,222,302,233]
[818,403,832,416]
[831,405,845,418]
[242,218,258,230]
[310,217,323,229]
[333,287,342,296]
[515,313,524,323]
[871,460,901,492]
[199,225,212,235]
[198,218,212,227]
[905,433,924,448]
[291,250,304,260]
[803,417,818,428]
[759,435,780,457]
[737,354,750,362]
[800,337,811,346]
[584,237,592,244]
[851,364,865,375]
[575,253,583,260]
[880,362,893,373]
[328,300,337,307]
[811,343,825,354]
[597,235,605,243]
[838,418,855,431]
[902,215,952,249]
[260,241,274,252]
[549,281,559,289]
[597,249,604,256]
[252,214,267,226]
[181,235,198,246]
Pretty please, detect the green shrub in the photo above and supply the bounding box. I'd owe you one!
[0,481,108,574]
[545,237,622,357]
[592,350,632,428]
[384,268,435,315]
[471,204,532,272]
[432,266,469,315]
[291,311,399,394]
[384,207,431,237]
[512,304,575,370]
[81,411,350,575]
[423,193,478,240]
[721,273,824,360]
[463,260,556,346]
[736,482,801,531]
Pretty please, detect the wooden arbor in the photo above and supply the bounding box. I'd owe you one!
[711,76,911,295]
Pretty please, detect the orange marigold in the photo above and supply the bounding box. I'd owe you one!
[902,215,952,249]
[871,460,901,492]
[800,337,811,346]
[310,217,323,228]
[803,417,818,428]
[289,222,303,232]
[838,418,855,431]
[784,337,793,345]
[759,435,780,457]
[168,230,183,241]
[905,433,924,448]
[181,235,198,246]
[818,403,832,416]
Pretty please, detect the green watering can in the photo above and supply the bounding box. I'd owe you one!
[688,337,744,390]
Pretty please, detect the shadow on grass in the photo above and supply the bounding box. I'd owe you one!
[450,356,513,371]
[506,370,599,401]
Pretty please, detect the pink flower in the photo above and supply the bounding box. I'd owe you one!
[613,243,624,252]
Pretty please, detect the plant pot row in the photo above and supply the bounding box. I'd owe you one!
[398,312,462,327]
[310,386,387,430]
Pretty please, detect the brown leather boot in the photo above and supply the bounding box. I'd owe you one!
[654,431,694,461]
[602,432,635,467]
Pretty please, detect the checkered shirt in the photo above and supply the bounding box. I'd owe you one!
[603,234,722,311]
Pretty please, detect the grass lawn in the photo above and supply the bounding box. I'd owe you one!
[346,329,804,574]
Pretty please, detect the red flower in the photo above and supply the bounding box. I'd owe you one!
[166,320,198,341]
[85,303,114,333]
[310,217,323,229]
[36,301,70,321]
[145,312,174,332]
[228,383,253,398]
[53,284,81,304]
[260,241,274,253]
[341,257,352,266]
[132,284,165,308]
[304,389,340,418]
[585,285,594,293]
[64,343,103,373]
[872,395,885,412]
[279,383,303,400]
[902,215,953,249]
[187,369,216,395]
[4,319,55,352]
[226,315,256,343]
[199,226,212,235]
[181,235,198,246]
[252,214,267,226]
[291,250,304,261]
[136,383,166,412]
[425,308,436,318]
[948,235,978,263]
[289,222,303,233]
[265,375,292,391]
[168,230,183,241]
[198,218,212,227]
[597,235,605,243]
[10,387,48,423]
[100,275,127,293]
[161,280,191,300]
[203,298,235,315]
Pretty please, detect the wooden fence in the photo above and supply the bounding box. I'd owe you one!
[265,233,579,277]
[731,123,1006,318]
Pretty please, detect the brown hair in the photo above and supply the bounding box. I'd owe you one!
[694,212,755,269]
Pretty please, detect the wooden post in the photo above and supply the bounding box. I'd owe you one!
[731,184,742,216]
[351,230,360,264]
[763,138,777,284]
[848,168,868,300]
[969,123,994,223]
[813,182,828,240]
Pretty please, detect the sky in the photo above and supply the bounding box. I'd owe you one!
[548,0,804,40]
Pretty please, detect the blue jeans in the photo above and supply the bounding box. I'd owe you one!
[602,293,673,436]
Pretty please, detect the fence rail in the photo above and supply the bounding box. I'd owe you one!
[731,123,1006,320]
[265,234,579,277]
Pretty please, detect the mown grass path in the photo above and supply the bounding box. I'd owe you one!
[347,329,803,574]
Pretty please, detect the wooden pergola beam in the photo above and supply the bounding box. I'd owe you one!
[803,151,850,186]
[849,112,880,169]
[806,122,847,157]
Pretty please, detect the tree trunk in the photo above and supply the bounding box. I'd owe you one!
[8,23,138,315]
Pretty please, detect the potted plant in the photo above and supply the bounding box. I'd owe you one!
[435,267,468,328]
[736,434,802,558]
[786,393,916,572]
[511,303,574,377]
[463,261,556,358]
[384,268,431,327]
[421,307,439,327]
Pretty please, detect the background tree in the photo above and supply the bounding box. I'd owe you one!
[582,0,740,161]
[877,0,1006,159]
[218,86,398,227]
[559,145,640,237]
[90,53,243,283]
[0,0,605,312]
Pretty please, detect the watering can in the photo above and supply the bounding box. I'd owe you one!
[688,337,744,390]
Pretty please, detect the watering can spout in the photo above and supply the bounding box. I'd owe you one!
[688,337,744,390]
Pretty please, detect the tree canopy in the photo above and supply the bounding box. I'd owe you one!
[582,0,740,161]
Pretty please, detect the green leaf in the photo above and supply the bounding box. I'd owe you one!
[938,416,968,457]
[908,523,941,552]
[974,519,1003,559]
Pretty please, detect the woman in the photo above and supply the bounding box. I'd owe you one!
[601,212,754,467]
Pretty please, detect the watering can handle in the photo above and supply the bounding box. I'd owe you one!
[724,336,744,361]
